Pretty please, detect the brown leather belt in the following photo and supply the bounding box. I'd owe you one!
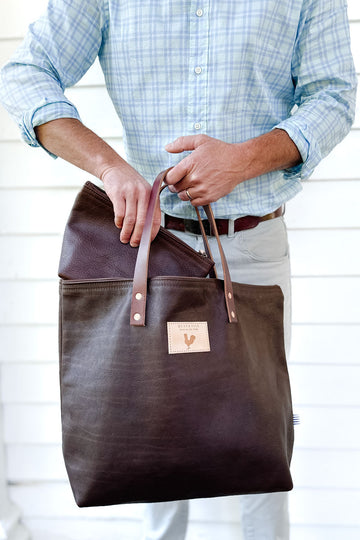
[164,207,283,236]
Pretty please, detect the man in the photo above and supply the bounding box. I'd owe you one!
[0,1,356,539]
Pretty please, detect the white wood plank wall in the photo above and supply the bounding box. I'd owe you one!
[0,1,359,539]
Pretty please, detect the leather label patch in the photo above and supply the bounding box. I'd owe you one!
[167,322,210,354]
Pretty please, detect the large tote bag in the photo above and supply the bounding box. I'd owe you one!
[59,170,294,507]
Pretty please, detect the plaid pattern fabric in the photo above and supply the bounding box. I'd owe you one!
[0,0,357,218]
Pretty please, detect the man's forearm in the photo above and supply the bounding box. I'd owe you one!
[34,118,131,180]
[236,128,302,181]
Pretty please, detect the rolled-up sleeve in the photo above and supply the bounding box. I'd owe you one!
[0,0,106,152]
[275,0,357,179]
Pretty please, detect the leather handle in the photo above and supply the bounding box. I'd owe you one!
[201,205,238,324]
[160,184,216,278]
[130,170,168,326]
[130,170,238,326]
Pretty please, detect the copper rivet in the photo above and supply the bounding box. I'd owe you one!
[134,313,141,321]
[231,311,236,319]
[135,293,142,300]
[228,292,232,299]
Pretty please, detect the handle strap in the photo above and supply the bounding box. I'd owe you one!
[194,206,218,279]
[130,170,238,326]
[160,185,216,278]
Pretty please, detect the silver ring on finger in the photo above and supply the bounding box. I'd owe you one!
[185,188,193,201]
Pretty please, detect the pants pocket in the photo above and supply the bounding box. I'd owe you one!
[241,217,289,262]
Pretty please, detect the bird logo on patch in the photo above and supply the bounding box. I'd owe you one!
[184,334,196,351]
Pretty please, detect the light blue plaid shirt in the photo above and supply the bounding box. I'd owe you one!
[0,0,357,218]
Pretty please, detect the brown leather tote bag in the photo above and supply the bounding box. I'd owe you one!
[59,170,294,507]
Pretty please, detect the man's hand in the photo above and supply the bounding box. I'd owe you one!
[165,131,301,206]
[165,135,242,206]
[101,164,161,247]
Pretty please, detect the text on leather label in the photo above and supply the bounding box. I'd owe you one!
[167,322,210,354]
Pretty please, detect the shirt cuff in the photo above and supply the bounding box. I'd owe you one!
[21,100,81,158]
[273,118,321,180]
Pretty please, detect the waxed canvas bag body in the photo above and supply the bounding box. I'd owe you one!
[59,170,294,507]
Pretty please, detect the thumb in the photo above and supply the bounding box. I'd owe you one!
[165,134,207,153]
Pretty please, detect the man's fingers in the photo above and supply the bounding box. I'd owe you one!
[113,198,126,229]
[114,196,160,247]
[127,191,150,247]
[119,200,138,245]
[165,156,191,186]
[177,189,201,206]
[165,134,210,187]
[165,134,207,153]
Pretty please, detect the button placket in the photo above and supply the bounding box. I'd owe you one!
[189,2,209,133]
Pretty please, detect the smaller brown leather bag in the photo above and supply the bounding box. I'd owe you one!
[59,170,294,507]
[58,180,214,280]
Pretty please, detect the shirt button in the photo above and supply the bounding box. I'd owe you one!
[194,122,202,130]
[196,8,203,17]
[194,66,202,75]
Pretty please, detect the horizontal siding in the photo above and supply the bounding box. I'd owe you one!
[0,326,58,363]
[290,324,360,365]
[349,22,360,73]
[0,1,359,539]
[290,364,360,406]
[3,404,61,444]
[293,407,360,450]
[285,181,360,229]
[0,139,123,188]
[291,277,360,323]
[0,282,58,325]
[288,230,360,276]
[0,236,63,280]
[0,0,48,39]
[348,0,360,19]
